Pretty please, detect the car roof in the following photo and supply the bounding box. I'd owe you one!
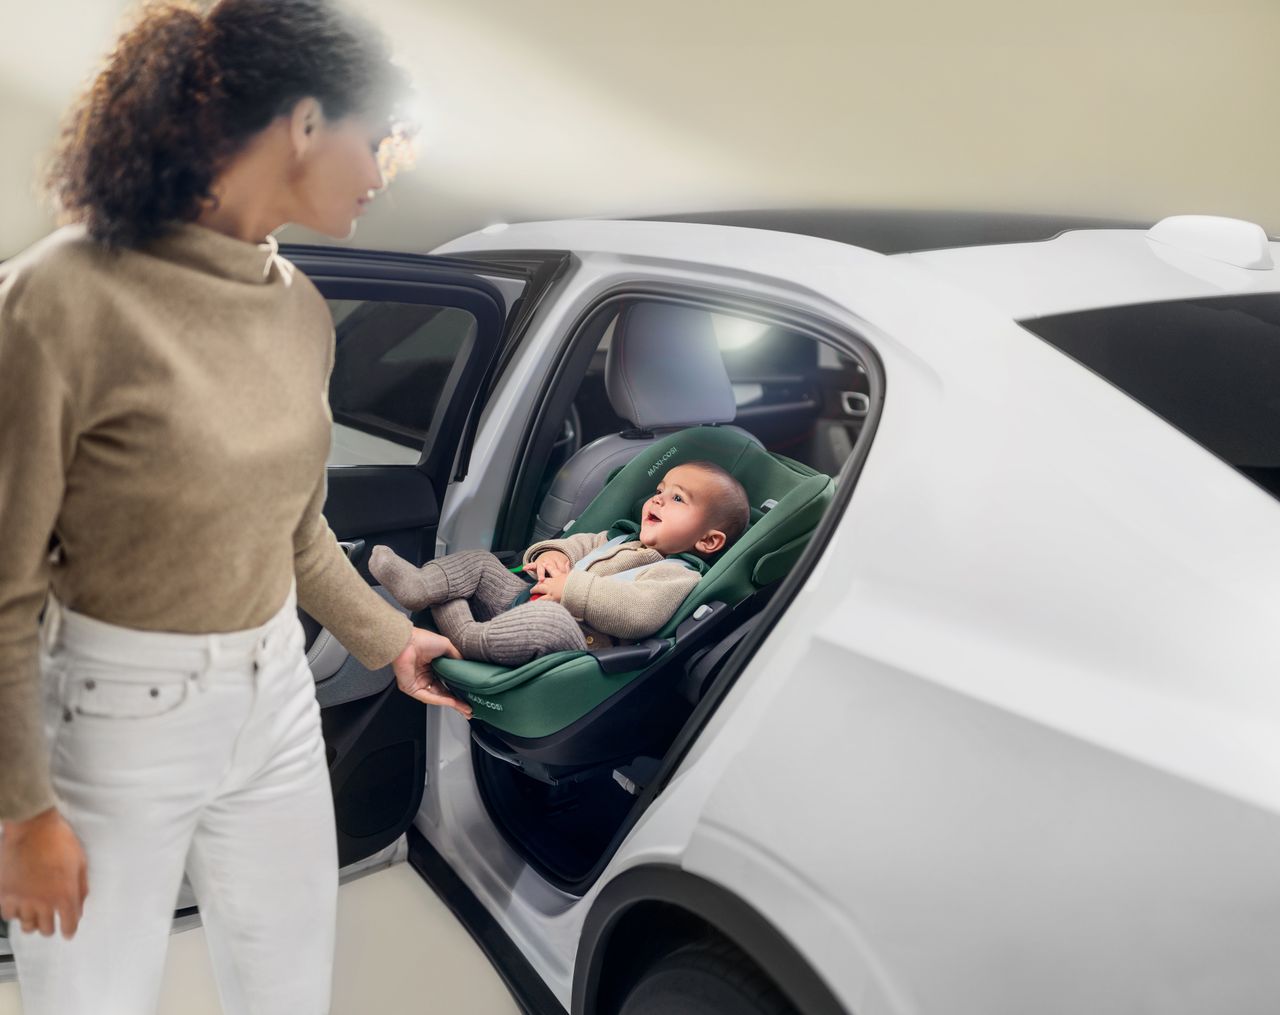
[901,228,1280,319]
[631,208,1148,255]
[437,213,1280,322]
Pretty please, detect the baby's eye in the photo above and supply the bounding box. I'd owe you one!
[672,493,684,503]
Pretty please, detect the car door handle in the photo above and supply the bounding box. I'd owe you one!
[840,392,869,418]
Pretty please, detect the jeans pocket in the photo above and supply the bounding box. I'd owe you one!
[38,652,70,749]
[64,668,190,720]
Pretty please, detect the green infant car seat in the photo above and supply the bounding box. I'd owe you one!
[431,425,834,781]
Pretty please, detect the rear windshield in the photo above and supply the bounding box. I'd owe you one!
[1022,295,1280,500]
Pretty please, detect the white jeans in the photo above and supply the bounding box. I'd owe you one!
[11,586,338,1015]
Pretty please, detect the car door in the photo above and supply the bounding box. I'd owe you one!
[283,245,565,867]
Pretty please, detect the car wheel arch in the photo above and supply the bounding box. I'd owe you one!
[574,865,847,1015]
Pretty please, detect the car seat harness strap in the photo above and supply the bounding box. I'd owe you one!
[572,533,696,583]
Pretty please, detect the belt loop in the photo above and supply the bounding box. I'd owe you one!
[198,637,220,692]
[41,592,63,655]
[252,633,267,679]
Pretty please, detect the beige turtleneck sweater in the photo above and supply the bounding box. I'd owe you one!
[0,222,412,822]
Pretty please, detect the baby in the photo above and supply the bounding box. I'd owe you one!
[369,461,750,666]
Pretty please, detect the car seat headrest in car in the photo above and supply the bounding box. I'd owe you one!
[605,303,736,430]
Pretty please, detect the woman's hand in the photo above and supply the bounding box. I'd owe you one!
[391,628,472,718]
[529,551,571,582]
[0,807,88,939]
[531,571,569,603]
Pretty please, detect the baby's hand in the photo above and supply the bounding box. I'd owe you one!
[530,551,571,582]
[531,571,569,603]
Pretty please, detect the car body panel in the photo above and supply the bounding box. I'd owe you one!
[901,227,1280,318]
[417,219,1280,1013]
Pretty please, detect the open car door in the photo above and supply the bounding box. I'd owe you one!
[283,244,567,867]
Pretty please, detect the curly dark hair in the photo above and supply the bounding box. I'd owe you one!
[46,0,412,249]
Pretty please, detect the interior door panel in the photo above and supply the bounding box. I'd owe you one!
[323,466,440,577]
[279,249,513,867]
[268,245,566,868]
[320,677,425,866]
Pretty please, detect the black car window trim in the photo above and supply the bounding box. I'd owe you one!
[307,275,505,502]
[1020,293,1280,506]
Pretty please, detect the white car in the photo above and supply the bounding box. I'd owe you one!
[8,210,1280,1013]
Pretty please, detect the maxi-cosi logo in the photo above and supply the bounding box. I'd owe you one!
[647,447,679,477]
[468,695,504,711]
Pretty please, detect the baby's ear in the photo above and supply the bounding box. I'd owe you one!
[697,530,727,555]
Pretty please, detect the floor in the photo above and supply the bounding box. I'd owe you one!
[0,862,522,1014]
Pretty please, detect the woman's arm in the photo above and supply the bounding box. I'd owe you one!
[0,280,90,940]
[292,472,413,669]
[292,309,411,669]
[292,473,470,718]
[0,291,76,823]
[292,306,466,715]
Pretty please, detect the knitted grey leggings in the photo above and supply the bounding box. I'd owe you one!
[427,551,588,666]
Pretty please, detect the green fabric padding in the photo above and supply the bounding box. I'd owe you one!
[752,533,816,587]
[659,473,831,634]
[507,585,535,609]
[435,426,835,739]
[434,653,638,739]
[436,649,587,697]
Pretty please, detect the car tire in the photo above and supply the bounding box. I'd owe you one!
[617,938,798,1015]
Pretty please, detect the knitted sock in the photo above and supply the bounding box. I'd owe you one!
[370,547,527,613]
[368,546,450,610]
[431,598,588,666]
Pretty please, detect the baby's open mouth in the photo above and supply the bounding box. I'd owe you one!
[645,511,661,524]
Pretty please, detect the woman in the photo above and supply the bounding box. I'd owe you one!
[0,1,470,1011]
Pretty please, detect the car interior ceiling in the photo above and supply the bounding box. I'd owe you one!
[468,298,871,892]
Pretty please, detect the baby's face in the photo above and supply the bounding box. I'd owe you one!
[638,465,724,557]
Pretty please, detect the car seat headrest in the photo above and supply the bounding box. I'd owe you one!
[568,426,821,540]
[605,303,736,430]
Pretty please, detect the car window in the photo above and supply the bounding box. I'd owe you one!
[570,300,866,477]
[1023,294,1280,500]
[326,298,478,465]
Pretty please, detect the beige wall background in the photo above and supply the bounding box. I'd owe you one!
[2,0,1277,258]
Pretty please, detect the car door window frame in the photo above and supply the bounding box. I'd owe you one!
[493,280,884,553]
[297,271,506,501]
